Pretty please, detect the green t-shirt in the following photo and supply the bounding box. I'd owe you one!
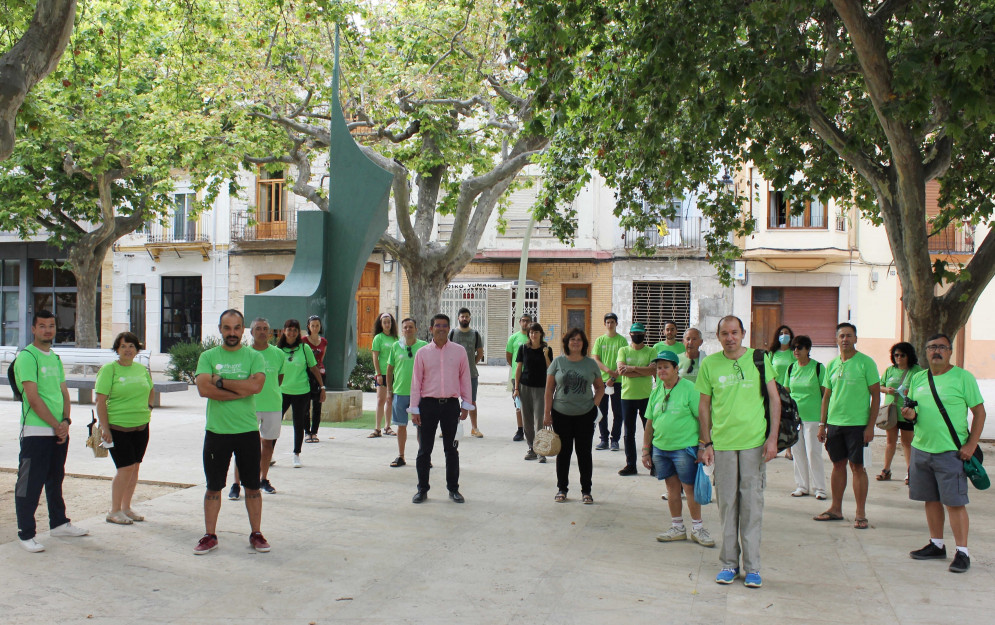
[388,339,428,395]
[15,345,65,430]
[824,351,879,426]
[591,333,628,382]
[547,355,601,415]
[616,345,655,399]
[907,367,984,455]
[95,361,153,427]
[770,348,796,385]
[371,333,398,374]
[677,352,703,383]
[506,332,530,381]
[195,346,266,434]
[279,342,317,395]
[651,340,686,356]
[255,345,287,412]
[695,349,773,451]
[880,364,923,406]
[784,359,825,423]
[646,377,700,451]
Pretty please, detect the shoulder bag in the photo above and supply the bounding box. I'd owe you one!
[876,368,910,431]
[927,370,988,490]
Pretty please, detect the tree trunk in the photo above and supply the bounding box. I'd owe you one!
[399,253,461,343]
[0,0,77,160]
[67,237,112,348]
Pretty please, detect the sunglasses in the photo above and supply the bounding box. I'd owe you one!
[657,389,673,415]
[407,346,413,358]
[731,360,745,380]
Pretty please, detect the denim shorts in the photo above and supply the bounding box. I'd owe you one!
[391,394,411,426]
[652,446,699,485]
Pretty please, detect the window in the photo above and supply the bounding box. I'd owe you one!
[1,259,20,345]
[510,283,540,329]
[632,282,691,344]
[30,259,96,345]
[256,274,285,293]
[496,176,554,238]
[172,193,199,241]
[257,168,286,223]
[768,191,827,229]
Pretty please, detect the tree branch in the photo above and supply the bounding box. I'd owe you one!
[922,133,951,182]
[871,0,914,23]
[428,3,473,74]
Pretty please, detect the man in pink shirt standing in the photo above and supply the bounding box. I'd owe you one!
[409,313,475,504]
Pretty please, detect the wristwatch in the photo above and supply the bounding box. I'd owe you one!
[215,377,224,389]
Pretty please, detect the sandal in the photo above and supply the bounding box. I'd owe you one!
[384,427,396,436]
[905,475,909,485]
[876,469,892,481]
[368,430,382,438]
[390,456,406,467]
[582,494,594,505]
[813,511,845,522]
[853,518,869,530]
[554,491,567,503]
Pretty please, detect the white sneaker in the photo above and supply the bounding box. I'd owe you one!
[690,526,716,547]
[790,488,809,497]
[19,538,45,553]
[656,526,688,542]
[293,454,302,468]
[50,522,89,537]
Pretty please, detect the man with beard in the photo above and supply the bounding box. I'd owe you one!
[449,307,485,437]
[193,310,268,554]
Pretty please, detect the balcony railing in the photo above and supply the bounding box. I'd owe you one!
[437,217,553,242]
[231,206,308,242]
[623,216,706,252]
[145,213,211,243]
[929,224,975,255]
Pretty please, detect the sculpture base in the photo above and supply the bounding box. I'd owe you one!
[320,390,364,422]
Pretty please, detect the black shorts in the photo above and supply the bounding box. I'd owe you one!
[825,425,867,465]
[108,426,150,469]
[203,430,261,491]
[895,420,914,432]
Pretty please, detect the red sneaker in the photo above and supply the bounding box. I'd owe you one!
[249,531,271,553]
[193,534,218,555]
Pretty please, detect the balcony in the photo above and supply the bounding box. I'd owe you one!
[437,217,553,242]
[928,224,975,255]
[622,216,706,255]
[231,205,303,243]
[143,212,212,261]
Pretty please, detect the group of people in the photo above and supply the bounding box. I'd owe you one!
[11,306,987,585]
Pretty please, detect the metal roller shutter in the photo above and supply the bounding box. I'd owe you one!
[782,287,839,347]
[632,282,691,344]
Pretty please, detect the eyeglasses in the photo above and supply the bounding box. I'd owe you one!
[926,345,951,352]
[658,389,673,414]
[407,346,413,358]
[731,360,745,380]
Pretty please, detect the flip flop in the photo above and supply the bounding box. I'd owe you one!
[813,511,845,521]
[853,518,869,530]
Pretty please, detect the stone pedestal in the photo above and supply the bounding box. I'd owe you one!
[320,390,364,422]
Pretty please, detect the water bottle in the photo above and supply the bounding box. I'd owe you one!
[454,421,464,449]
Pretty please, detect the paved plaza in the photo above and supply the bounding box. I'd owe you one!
[1,365,993,625]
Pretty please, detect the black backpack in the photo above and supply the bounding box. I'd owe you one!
[7,348,59,403]
[753,350,801,452]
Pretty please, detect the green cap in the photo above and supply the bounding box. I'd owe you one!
[653,350,680,365]
[629,322,646,333]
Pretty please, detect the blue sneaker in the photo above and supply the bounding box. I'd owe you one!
[715,568,739,584]
[744,572,763,588]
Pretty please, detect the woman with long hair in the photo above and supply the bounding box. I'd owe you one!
[514,322,554,462]
[278,319,324,468]
[96,332,154,525]
[370,312,399,438]
[544,328,605,504]
[303,315,327,443]
[768,324,796,459]
[877,342,923,484]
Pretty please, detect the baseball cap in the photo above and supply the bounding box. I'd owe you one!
[629,322,646,333]
[652,350,680,364]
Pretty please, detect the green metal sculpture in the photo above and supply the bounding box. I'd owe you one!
[245,29,393,391]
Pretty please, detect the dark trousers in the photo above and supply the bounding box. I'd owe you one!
[552,407,597,495]
[308,373,324,435]
[622,397,649,468]
[597,390,623,443]
[15,436,70,540]
[283,392,311,454]
[416,398,460,493]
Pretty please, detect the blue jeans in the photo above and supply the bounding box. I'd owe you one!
[652,446,699,485]
[621,397,649,468]
[597,390,622,443]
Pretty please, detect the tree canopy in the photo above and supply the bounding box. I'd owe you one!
[513,0,995,348]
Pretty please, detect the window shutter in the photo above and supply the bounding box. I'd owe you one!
[632,282,692,344]
[782,287,839,347]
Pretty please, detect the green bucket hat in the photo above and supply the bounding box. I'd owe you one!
[629,322,646,333]
[652,350,680,365]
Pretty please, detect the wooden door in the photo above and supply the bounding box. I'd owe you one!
[562,284,591,340]
[356,262,380,349]
[751,304,781,350]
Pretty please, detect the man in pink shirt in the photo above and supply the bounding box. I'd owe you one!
[409,313,475,504]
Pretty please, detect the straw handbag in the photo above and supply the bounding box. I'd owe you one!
[85,414,109,458]
[533,426,561,457]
